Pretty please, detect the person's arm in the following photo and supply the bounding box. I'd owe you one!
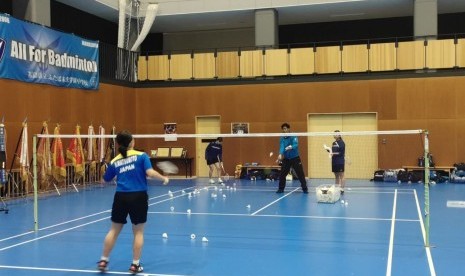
[146,168,169,185]
[286,136,298,151]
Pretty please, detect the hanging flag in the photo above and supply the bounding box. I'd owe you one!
[18,121,29,183]
[37,122,52,185]
[98,125,105,163]
[51,125,66,182]
[105,126,116,163]
[0,121,7,187]
[66,125,84,179]
[87,125,97,174]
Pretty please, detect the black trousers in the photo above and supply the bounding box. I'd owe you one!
[278,156,307,190]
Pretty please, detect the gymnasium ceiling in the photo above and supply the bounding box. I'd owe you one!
[55,0,465,33]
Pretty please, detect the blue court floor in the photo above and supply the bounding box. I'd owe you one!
[0,178,464,276]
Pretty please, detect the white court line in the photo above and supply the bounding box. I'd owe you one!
[386,189,397,276]
[0,186,197,243]
[148,210,420,222]
[0,265,186,276]
[414,189,436,276]
[251,187,299,215]
[0,187,200,252]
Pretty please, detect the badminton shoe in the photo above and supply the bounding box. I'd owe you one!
[129,263,143,274]
[97,260,108,272]
[209,179,215,184]
[276,189,284,194]
[217,178,223,184]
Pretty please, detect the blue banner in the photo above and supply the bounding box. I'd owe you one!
[0,13,99,90]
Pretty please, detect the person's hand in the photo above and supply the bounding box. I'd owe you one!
[276,154,283,163]
[163,177,169,185]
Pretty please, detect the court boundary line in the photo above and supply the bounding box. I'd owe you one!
[414,189,436,276]
[0,264,187,276]
[386,189,397,276]
[148,210,420,222]
[251,187,300,215]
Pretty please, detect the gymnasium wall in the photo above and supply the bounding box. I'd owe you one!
[1,76,464,175]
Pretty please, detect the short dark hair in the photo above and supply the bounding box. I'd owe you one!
[281,123,290,129]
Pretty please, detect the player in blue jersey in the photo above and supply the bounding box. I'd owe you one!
[276,123,308,194]
[331,130,346,194]
[205,137,223,184]
[97,130,169,274]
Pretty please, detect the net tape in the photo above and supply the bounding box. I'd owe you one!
[37,130,424,139]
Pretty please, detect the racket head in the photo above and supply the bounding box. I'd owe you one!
[156,161,179,174]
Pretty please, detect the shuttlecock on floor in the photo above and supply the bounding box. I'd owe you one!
[162,233,168,239]
[191,234,196,239]
[202,237,208,242]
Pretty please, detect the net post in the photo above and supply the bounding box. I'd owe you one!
[423,130,430,247]
[33,135,38,231]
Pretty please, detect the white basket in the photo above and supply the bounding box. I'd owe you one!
[316,185,341,203]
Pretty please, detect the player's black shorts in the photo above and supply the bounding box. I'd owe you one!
[206,157,220,165]
[111,191,148,225]
[332,164,345,173]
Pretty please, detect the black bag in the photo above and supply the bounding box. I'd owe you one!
[408,171,424,182]
[372,170,385,181]
[418,154,435,167]
[454,163,465,171]
[397,170,409,182]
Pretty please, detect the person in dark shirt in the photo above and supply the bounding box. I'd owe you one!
[331,130,346,194]
[205,137,223,184]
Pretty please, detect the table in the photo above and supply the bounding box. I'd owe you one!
[402,166,455,177]
[150,157,193,178]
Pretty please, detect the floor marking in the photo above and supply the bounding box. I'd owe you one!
[251,187,300,215]
[0,264,187,276]
[446,200,465,208]
[148,210,419,222]
[414,189,436,276]
[386,189,397,276]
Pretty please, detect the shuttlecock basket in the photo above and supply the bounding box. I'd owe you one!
[316,185,341,203]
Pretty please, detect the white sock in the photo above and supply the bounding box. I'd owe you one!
[132,260,140,265]
[100,256,109,262]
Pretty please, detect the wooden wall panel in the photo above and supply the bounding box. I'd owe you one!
[265,49,288,76]
[369,43,396,71]
[289,48,314,75]
[424,77,456,119]
[240,50,263,77]
[396,78,427,119]
[457,39,465,68]
[397,41,425,70]
[216,51,239,78]
[342,44,368,73]
[170,54,193,80]
[368,80,397,120]
[426,39,455,69]
[1,75,465,176]
[138,56,148,81]
[193,53,216,79]
[315,46,341,74]
[147,55,169,81]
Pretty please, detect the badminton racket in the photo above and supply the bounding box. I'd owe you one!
[217,156,229,181]
[156,161,179,174]
[323,144,332,158]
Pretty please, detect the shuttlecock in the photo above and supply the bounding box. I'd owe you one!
[202,237,208,242]
[269,152,274,157]
[187,209,191,214]
[190,234,196,239]
[223,194,226,198]
[345,201,348,206]
[341,200,345,204]
[170,206,174,212]
[162,233,168,239]
[182,190,186,194]
[246,204,251,208]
